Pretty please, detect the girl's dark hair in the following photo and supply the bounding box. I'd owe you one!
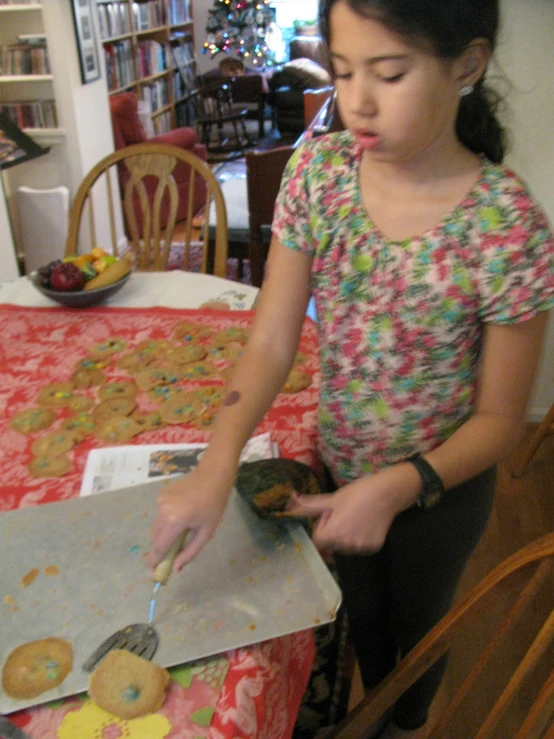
[319,0,506,162]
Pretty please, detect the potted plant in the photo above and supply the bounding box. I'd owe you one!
[293,19,319,37]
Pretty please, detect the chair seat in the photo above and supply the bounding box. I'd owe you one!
[197,110,249,126]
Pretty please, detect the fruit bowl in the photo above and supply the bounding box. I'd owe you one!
[32,271,131,308]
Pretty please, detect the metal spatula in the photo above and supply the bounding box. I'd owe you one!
[82,531,187,672]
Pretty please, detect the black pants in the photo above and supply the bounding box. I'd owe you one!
[326,466,496,731]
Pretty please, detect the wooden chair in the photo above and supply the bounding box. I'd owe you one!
[245,144,295,287]
[65,142,228,275]
[325,533,554,739]
[190,79,252,159]
[512,403,554,477]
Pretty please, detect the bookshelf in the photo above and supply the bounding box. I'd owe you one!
[95,0,197,134]
[0,2,65,142]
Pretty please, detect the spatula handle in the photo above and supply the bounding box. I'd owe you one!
[152,530,188,584]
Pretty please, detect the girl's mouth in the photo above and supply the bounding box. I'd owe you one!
[354,132,381,150]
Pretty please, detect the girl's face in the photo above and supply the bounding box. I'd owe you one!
[329,0,464,164]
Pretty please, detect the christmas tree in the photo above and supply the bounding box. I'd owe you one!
[202,0,276,67]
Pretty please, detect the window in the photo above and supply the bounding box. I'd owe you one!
[271,0,318,30]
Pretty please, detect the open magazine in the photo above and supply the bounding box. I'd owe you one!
[80,432,278,496]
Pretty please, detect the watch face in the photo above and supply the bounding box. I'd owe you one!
[422,487,443,509]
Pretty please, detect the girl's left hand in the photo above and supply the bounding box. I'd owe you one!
[288,464,420,554]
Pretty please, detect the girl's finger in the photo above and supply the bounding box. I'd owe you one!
[287,492,334,517]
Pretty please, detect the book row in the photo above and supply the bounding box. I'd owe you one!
[0,43,50,76]
[136,40,168,78]
[96,2,131,40]
[104,39,134,91]
[142,77,169,112]
[0,99,57,129]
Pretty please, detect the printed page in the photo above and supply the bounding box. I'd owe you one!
[80,432,277,496]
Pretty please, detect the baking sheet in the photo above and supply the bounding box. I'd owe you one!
[0,480,342,714]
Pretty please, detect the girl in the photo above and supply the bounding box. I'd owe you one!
[149,0,554,735]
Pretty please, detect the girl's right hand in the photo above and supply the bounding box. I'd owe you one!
[147,465,235,573]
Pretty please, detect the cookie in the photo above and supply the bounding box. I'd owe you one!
[212,327,249,344]
[88,649,169,720]
[134,368,182,391]
[134,339,172,358]
[117,352,154,372]
[28,454,72,478]
[95,416,142,444]
[71,369,106,389]
[163,345,207,366]
[67,395,95,413]
[98,381,138,401]
[130,410,166,433]
[37,383,75,408]
[93,397,136,421]
[10,408,56,435]
[282,370,312,393]
[160,393,207,425]
[192,406,219,429]
[2,637,73,699]
[203,343,232,361]
[88,337,128,358]
[173,321,212,343]
[74,357,112,372]
[199,300,231,310]
[61,413,96,437]
[180,361,218,380]
[31,430,79,457]
[147,385,184,404]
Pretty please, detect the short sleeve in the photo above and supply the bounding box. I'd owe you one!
[272,143,316,255]
[476,186,554,324]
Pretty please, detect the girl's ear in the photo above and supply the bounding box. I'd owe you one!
[456,38,491,88]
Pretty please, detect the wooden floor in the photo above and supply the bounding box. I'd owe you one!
[348,425,554,735]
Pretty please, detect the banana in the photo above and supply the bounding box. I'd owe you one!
[84,257,132,290]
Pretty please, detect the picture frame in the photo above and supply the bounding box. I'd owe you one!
[0,113,50,171]
[70,0,101,85]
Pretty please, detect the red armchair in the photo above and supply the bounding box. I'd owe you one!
[109,92,208,233]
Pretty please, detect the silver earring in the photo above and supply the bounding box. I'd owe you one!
[459,85,474,97]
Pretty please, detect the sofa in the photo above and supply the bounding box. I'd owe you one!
[109,92,208,233]
[267,36,332,134]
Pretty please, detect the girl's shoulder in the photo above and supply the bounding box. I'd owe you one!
[290,130,357,173]
[479,159,548,214]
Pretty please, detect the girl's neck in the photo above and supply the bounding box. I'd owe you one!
[360,139,480,194]
[358,141,484,243]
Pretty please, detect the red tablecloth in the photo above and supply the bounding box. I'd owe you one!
[0,304,320,738]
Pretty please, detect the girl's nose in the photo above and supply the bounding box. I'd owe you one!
[350,76,377,118]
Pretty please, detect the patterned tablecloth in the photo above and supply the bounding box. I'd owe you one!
[0,303,320,739]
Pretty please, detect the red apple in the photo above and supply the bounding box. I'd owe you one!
[50,263,85,292]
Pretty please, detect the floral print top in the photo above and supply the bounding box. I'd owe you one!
[273,131,554,485]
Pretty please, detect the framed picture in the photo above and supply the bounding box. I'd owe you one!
[0,113,50,171]
[70,0,101,84]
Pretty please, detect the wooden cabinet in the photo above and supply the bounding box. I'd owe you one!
[95,0,197,134]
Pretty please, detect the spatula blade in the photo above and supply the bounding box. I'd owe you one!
[82,623,159,672]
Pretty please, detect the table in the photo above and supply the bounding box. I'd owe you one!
[0,272,320,739]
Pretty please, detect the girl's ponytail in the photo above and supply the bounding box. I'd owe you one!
[456,79,506,164]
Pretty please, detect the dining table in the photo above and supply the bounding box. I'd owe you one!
[0,270,324,739]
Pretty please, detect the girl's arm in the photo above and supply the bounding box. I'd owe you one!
[291,311,550,553]
[422,311,549,488]
[148,239,313,570]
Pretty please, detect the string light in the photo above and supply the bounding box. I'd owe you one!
[202,0,276,67]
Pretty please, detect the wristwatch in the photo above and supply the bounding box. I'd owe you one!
[407,453,446,509]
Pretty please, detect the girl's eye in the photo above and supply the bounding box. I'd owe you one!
[334,72,351,80]
[380,73,405,83]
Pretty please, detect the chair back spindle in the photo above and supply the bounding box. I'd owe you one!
[326,534,554,739]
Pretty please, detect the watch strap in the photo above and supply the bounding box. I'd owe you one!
[407,453,446,509]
